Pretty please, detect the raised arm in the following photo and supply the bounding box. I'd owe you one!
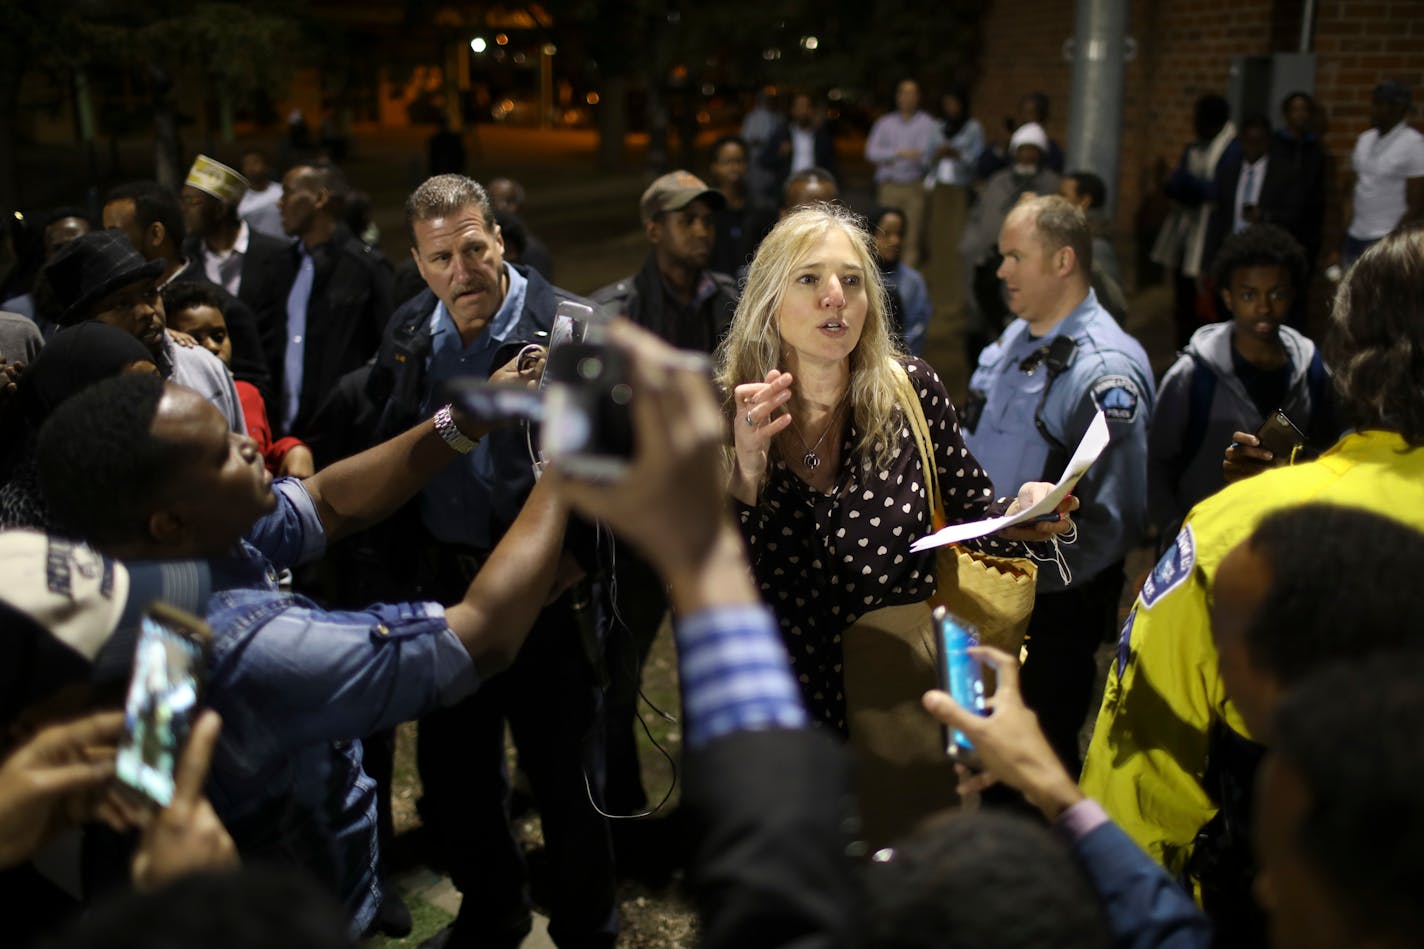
[303,352,539,543]
[443,474,570,676]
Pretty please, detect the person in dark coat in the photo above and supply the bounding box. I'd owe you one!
[180,155,296,345]
[272,162,393,440]
[1202,115,1307,295]
[760,92,840,193]
[590,171,740,820]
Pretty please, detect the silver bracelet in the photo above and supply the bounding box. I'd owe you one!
[433,403,477,454]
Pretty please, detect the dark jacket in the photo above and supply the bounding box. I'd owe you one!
[1202,141,1306,276]
[760,123,840,190]
[590,254,738,355]
[274,225,393,438]
[685,729,861,949]
[711,203,777,278]
[1272,129,1327,261]
[184,229,296,335]
[237,229,298,321]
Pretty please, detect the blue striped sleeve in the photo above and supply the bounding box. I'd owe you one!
[676,604,808,748]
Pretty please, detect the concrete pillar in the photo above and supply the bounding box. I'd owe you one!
[1066,0,1128,215]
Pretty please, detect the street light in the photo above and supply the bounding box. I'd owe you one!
[470,36,487,53]
[801,36,819,51]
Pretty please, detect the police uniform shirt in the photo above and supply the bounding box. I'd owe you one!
[964,289,1155,591]
[418,263,529,550]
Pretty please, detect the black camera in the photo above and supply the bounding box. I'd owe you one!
[541,341,635,480]
[440,301,634,479]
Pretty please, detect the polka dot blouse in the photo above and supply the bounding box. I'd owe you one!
[733,357,1020,734]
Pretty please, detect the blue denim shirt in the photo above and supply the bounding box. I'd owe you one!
[204,478,478,936]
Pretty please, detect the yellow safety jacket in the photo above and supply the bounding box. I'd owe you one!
[1080,430,1424,876]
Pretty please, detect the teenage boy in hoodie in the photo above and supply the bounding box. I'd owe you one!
[1147,224,1336,538]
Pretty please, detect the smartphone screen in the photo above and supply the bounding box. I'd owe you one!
[114,607,209,808]
[541,301,603,394]
[933,608,986,758]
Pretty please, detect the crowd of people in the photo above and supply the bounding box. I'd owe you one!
[0,72,1421,949]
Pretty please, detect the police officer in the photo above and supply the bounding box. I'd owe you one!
[962,194,1153,776]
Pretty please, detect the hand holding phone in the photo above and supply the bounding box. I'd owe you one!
[921,644,1086,819]
[1254,409,1306,464]
[114,604,210,809]
[130,708,238,889]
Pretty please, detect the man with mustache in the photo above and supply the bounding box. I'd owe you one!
[358,175,616,949]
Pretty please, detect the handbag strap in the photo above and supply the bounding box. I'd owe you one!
[890,361,947,531]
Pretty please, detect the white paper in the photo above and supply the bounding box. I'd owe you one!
[909,410,1111,552]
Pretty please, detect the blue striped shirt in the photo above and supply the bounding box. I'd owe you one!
[677,604,808,748]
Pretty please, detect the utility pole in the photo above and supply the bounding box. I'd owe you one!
[1066,0,1129,215]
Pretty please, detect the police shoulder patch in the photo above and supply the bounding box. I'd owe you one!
[1140,524,1195,609]
[1090,374,1142,422]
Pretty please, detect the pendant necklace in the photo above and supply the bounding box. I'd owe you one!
[790,391,848,471]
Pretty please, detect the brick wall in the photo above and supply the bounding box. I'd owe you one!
[971,0,1424,279]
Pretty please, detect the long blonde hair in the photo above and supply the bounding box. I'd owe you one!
[715,203,907,478]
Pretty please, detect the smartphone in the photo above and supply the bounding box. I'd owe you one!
[114,603,211,808]
[931,606,987,763]
[541,301,605,393]
[1255,409,1305,464]
[540,341,635,480]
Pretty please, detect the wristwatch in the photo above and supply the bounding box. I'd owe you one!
[433,403,477,454]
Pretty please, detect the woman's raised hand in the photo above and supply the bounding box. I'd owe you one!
[729,369,795,504]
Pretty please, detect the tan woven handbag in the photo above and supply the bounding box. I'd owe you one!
[843,363,1037,848]
[891,362,1038,651]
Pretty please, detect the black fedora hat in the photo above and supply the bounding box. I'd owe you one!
[45,230,166,325]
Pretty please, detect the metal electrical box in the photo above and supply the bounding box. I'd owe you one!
[1227,53,1317,128]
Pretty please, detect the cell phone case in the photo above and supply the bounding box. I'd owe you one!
[1256,409,1306,462]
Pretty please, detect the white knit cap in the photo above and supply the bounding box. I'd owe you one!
[1009,122,1050,154]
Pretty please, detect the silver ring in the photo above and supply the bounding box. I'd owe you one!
[745,411,756,427]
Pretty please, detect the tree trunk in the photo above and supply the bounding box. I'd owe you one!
[595,76,627,171]
[0,52,25,214]
[643,70,668,176]
[676,78,699,169]
[149,65,182,189]
[0,102,17,215]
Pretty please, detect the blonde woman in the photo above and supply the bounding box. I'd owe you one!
[720,203,1073,733]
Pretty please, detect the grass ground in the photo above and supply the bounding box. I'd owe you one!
[367,617,697,948]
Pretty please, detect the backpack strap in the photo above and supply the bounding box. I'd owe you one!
[1181,350,1218,465]
[1305,347,1326,406]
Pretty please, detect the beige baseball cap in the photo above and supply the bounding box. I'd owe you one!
[640,170,726,222]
